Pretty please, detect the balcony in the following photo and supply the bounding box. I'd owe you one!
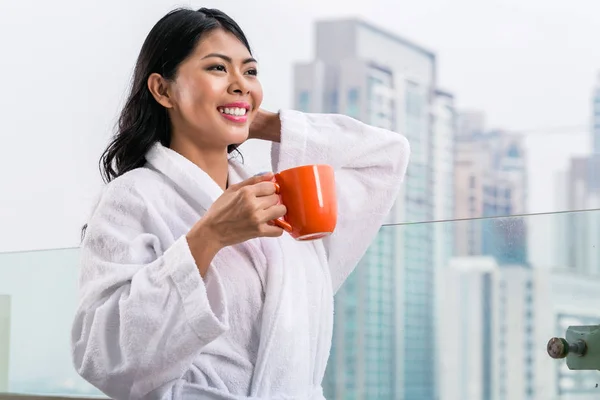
[2,0,600,399]
[1,210,599,399]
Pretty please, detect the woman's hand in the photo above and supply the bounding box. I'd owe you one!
[248,109,282,142]
[186,173,286,276]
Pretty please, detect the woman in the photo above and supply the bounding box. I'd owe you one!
[72,7,410,400]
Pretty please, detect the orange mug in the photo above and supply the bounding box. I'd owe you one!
[270,164,337,241]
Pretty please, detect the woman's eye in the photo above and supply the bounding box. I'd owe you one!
[245,68,258,76]
[208,65,227,72]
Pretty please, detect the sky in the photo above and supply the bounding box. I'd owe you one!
[1,0,600,392]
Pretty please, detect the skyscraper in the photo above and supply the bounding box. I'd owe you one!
[440,256,600,400]
[293,19,445,399]
[592,72,600,155]
[431,90,456,399]
[432,88,456,270]
[438,257,498,400]
[555,74,600,274]
[454,112,528,266]
[0,295,10,392]
[441,258,538,400]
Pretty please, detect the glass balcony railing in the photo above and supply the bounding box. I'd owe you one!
[1,209,599,399]
[0,248,104,397]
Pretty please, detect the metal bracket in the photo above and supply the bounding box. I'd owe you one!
[548,325,600,370]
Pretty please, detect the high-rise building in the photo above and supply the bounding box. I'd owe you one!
[440,256,600,400]
[294,19,444,399]
[438,257,498,400]
[456,110,486,140]
[432,89,456,239]
[592,72,600,155]
[0,295,10,392]
[559,157,600,275]
[555,74,600,274]
[532,267,600,400]
[454,112,528,265]
[431,90,456,394]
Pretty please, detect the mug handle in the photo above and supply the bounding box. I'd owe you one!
[272,181,293,232]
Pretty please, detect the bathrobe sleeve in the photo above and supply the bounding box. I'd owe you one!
[71,180,229,400]
[271,110,410,294]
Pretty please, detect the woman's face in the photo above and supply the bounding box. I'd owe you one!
[154,28,263,151]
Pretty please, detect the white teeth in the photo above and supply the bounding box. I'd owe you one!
[219,107,247,116]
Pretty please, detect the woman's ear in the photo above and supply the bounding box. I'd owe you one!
[147,73,174,108]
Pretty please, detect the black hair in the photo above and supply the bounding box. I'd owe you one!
[82,8,251,241]
[99,7,251,183]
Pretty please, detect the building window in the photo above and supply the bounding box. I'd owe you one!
[405,83,422,117]
[525,294,533,304]
[329,91,338,113]
[525,325,533,334]
[525,280,533,290]
[347,88,360,118]
[298,91,310,112]
[470,176,476,189]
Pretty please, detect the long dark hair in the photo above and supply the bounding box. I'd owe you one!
[82,8,251,241]
[100,7,251,183]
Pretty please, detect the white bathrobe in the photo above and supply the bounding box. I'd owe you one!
[71,110,410,400]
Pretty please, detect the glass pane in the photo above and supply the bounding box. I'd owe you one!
[324,209,600,400]
[0,248,101,397]
[3,210,596,398]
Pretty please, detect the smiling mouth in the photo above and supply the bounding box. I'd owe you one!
[217,106,248,116]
